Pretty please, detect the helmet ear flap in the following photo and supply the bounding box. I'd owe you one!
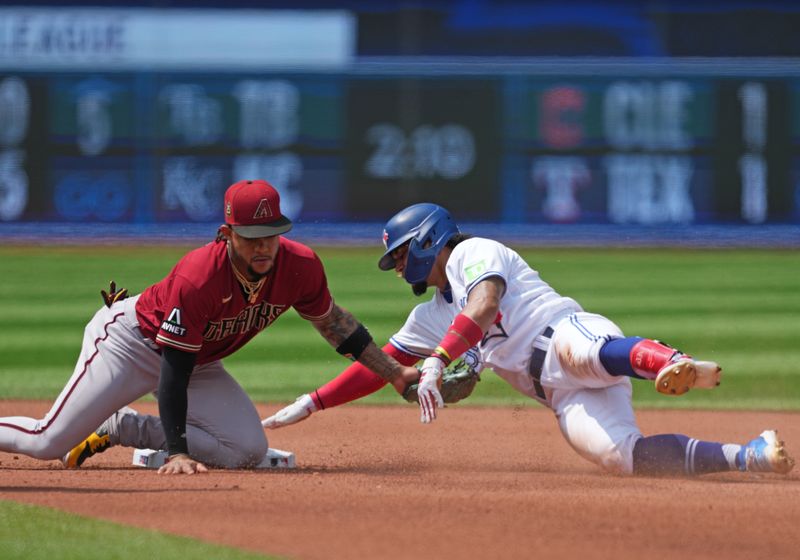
[404,224,452,284]
[378,203,459,282]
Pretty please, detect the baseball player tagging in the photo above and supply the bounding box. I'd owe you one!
[0,180,411,474]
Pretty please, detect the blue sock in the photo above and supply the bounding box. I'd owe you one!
[599,337,645,378]
[633,434,733,476]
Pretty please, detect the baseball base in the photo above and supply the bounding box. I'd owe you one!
[132,448,296,469]
[255,448,296,469]
[132,448,168,468]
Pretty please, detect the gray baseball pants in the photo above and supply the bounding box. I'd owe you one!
[0,295,267,468]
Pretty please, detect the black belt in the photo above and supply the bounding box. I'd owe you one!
[528,326,554,401]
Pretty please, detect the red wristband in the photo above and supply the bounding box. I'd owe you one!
[432,313,484,366]
[311,343,418,409]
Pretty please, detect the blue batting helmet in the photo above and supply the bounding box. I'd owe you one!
[378,203,460,284]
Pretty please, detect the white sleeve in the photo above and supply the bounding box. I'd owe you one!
[389,297,454,359]
[449,238,511,296]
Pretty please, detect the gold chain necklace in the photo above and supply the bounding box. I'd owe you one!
[227,244,266,304]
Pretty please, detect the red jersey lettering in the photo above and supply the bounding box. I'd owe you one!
[135,238,333,364]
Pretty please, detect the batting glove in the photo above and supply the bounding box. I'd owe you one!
[418,356,445,424]
[262,394,317,429]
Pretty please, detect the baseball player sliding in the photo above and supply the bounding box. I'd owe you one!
[0,180,413,474]
[265,203,795,477]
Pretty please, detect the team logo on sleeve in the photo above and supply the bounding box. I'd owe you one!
[464,260,487,282]
[161,307,187,337]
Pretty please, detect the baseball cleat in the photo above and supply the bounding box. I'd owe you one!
[655,358,722,396]
[738,429,795,474]
[61,406,136,468]
[62,429,111,469]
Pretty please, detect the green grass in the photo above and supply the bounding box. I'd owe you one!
[0,245,798,409]
[0,500,277,560]
[0,244,797,558]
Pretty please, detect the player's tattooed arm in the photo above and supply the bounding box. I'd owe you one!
[463,276,506,330]
[311,304,410,388]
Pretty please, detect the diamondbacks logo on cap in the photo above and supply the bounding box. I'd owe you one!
[226,201,232,216]
[253,198,274,220]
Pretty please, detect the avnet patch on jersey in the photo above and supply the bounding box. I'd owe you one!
[161,307,187,337]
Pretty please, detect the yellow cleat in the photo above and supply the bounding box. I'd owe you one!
[62,431,111,469]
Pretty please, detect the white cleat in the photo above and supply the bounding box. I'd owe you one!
[655,359,722,396]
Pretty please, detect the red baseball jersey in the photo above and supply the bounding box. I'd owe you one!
[135,237,334,364]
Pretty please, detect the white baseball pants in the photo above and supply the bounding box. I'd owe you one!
[544,312,644,474]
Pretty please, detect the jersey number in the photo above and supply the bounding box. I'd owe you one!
[480,320,509,347]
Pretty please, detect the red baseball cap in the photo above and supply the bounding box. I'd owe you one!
[224,179,293,238]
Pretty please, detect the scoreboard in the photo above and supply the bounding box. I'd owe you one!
[0,67,798,226]
[346,77,501,220]
[504,76,793,224]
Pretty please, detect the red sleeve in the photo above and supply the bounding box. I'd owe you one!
[311,343,419,409]
[155,275,211,353]
[293,252,334,321]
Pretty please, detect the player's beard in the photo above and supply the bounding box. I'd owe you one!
[228,241,272,281]
[412,281,427,296]
[245,252,274,280]
[247,262,271,280]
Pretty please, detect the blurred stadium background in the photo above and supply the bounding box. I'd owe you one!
[1,0,799,246]
[0,5,798,555]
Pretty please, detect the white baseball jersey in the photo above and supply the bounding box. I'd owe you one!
[389,237,643,473]
[391,237,583,400]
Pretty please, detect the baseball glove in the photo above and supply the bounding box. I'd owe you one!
[403,352,482,404]
[101,280,129,308]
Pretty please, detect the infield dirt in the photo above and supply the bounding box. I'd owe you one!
[1,401,798,560]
